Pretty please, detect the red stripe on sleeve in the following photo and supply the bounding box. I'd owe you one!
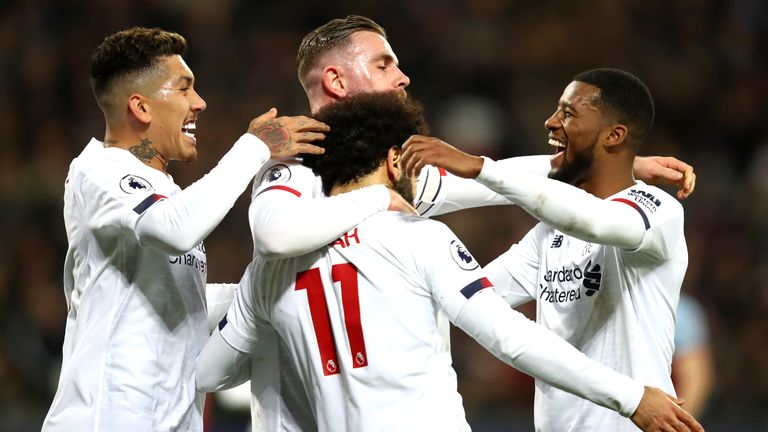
[437,167,447,176]
[257,185,302,198]
[611,198,650,229]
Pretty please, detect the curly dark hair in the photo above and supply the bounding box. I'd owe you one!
[573,68,655,142]
[296,15,386,90]
[90,27,187,108]
[303,92,429,196]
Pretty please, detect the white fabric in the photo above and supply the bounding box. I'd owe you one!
[480,159,688,432]
[248,155,549,258]
[206,283,237,334]
[43,134,268,432]
[136,134,270,255]
[422,155,551,217]
[202,212,644,431]
[249,157,390,259]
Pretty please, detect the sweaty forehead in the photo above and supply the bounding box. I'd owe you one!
[347,31,397,62]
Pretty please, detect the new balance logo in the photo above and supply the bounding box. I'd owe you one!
[582,260,602,296]
[551,235,564,248]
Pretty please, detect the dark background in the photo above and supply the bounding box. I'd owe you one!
[1,0,767,430]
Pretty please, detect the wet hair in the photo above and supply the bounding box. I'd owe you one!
[90,27,187,109]
[296,15,386,89]
[303,92,429,196]
[573,68,655,141]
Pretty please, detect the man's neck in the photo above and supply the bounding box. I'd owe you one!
[104,130,168,172]
[577,164,636,199]
[329,168,389,196]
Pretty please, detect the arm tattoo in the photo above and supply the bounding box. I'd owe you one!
[256,120,291,152]
[129,138,159,164]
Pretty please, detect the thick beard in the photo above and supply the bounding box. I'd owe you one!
[548,134,597,185]
[392,172,415,205]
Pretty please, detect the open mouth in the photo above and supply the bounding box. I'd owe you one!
[548,138,565,152]
[182,121,197,141]
[548,138,565,167]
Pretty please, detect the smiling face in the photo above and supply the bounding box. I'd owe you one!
[145,55,206,163]
[544,81,608,185]
[338,31,410,97]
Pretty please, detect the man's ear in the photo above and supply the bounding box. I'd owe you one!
[128,93,152,125]
[321,65,348,99]
[386,146,402,182]
[603,123,628,152]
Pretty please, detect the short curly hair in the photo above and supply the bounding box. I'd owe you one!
[573,68,655,141]
[90,27,187,108]
[303,92,429,196]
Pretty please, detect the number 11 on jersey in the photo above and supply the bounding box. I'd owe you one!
[295,263,369,376]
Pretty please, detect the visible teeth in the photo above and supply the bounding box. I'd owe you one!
[548,138,565,148]
[182,122,196,138]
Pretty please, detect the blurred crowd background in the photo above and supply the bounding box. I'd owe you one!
[1,0,767,430]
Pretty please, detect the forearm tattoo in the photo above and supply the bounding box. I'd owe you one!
[256,120,291,152]
[129,138,159,164]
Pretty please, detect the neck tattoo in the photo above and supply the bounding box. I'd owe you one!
[129,138,165,167]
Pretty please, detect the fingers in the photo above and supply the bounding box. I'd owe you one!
[679,415,704,432]
[296,131,327,143]
[292,143,325,156]
[400,135,427,178]
[663,391,685,406]
[253,107,278,123]
[283,115,330,133]
[656,156,696,200]
[677,169,696,199]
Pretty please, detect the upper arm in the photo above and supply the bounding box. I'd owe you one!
[80,164,163,238]
[249,159,319,253]
[612,185,686,260]
[410,221,495,320]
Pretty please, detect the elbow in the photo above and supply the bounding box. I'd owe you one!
[135,215,202,256]
[195,368,217,393]
[251,227,297,259]
[140,229,199,256]
[587,222,643,249]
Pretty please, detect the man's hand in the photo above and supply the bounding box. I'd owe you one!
[400,135,484,179]
[633,156,696,200]
[248,108,329,159]
[387,188,417,215]
[630,386,704,432]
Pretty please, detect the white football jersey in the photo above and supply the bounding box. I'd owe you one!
[222,211,492,431]
[486,181,687,432]
[43,139,208,431]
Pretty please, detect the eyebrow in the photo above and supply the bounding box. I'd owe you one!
[372,53,397,65]
[173,76,193,87]
[560,101,576,111]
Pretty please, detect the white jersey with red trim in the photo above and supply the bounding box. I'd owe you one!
[486,181,687,432]
[44,139,208,431]
[222,211,491,431]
